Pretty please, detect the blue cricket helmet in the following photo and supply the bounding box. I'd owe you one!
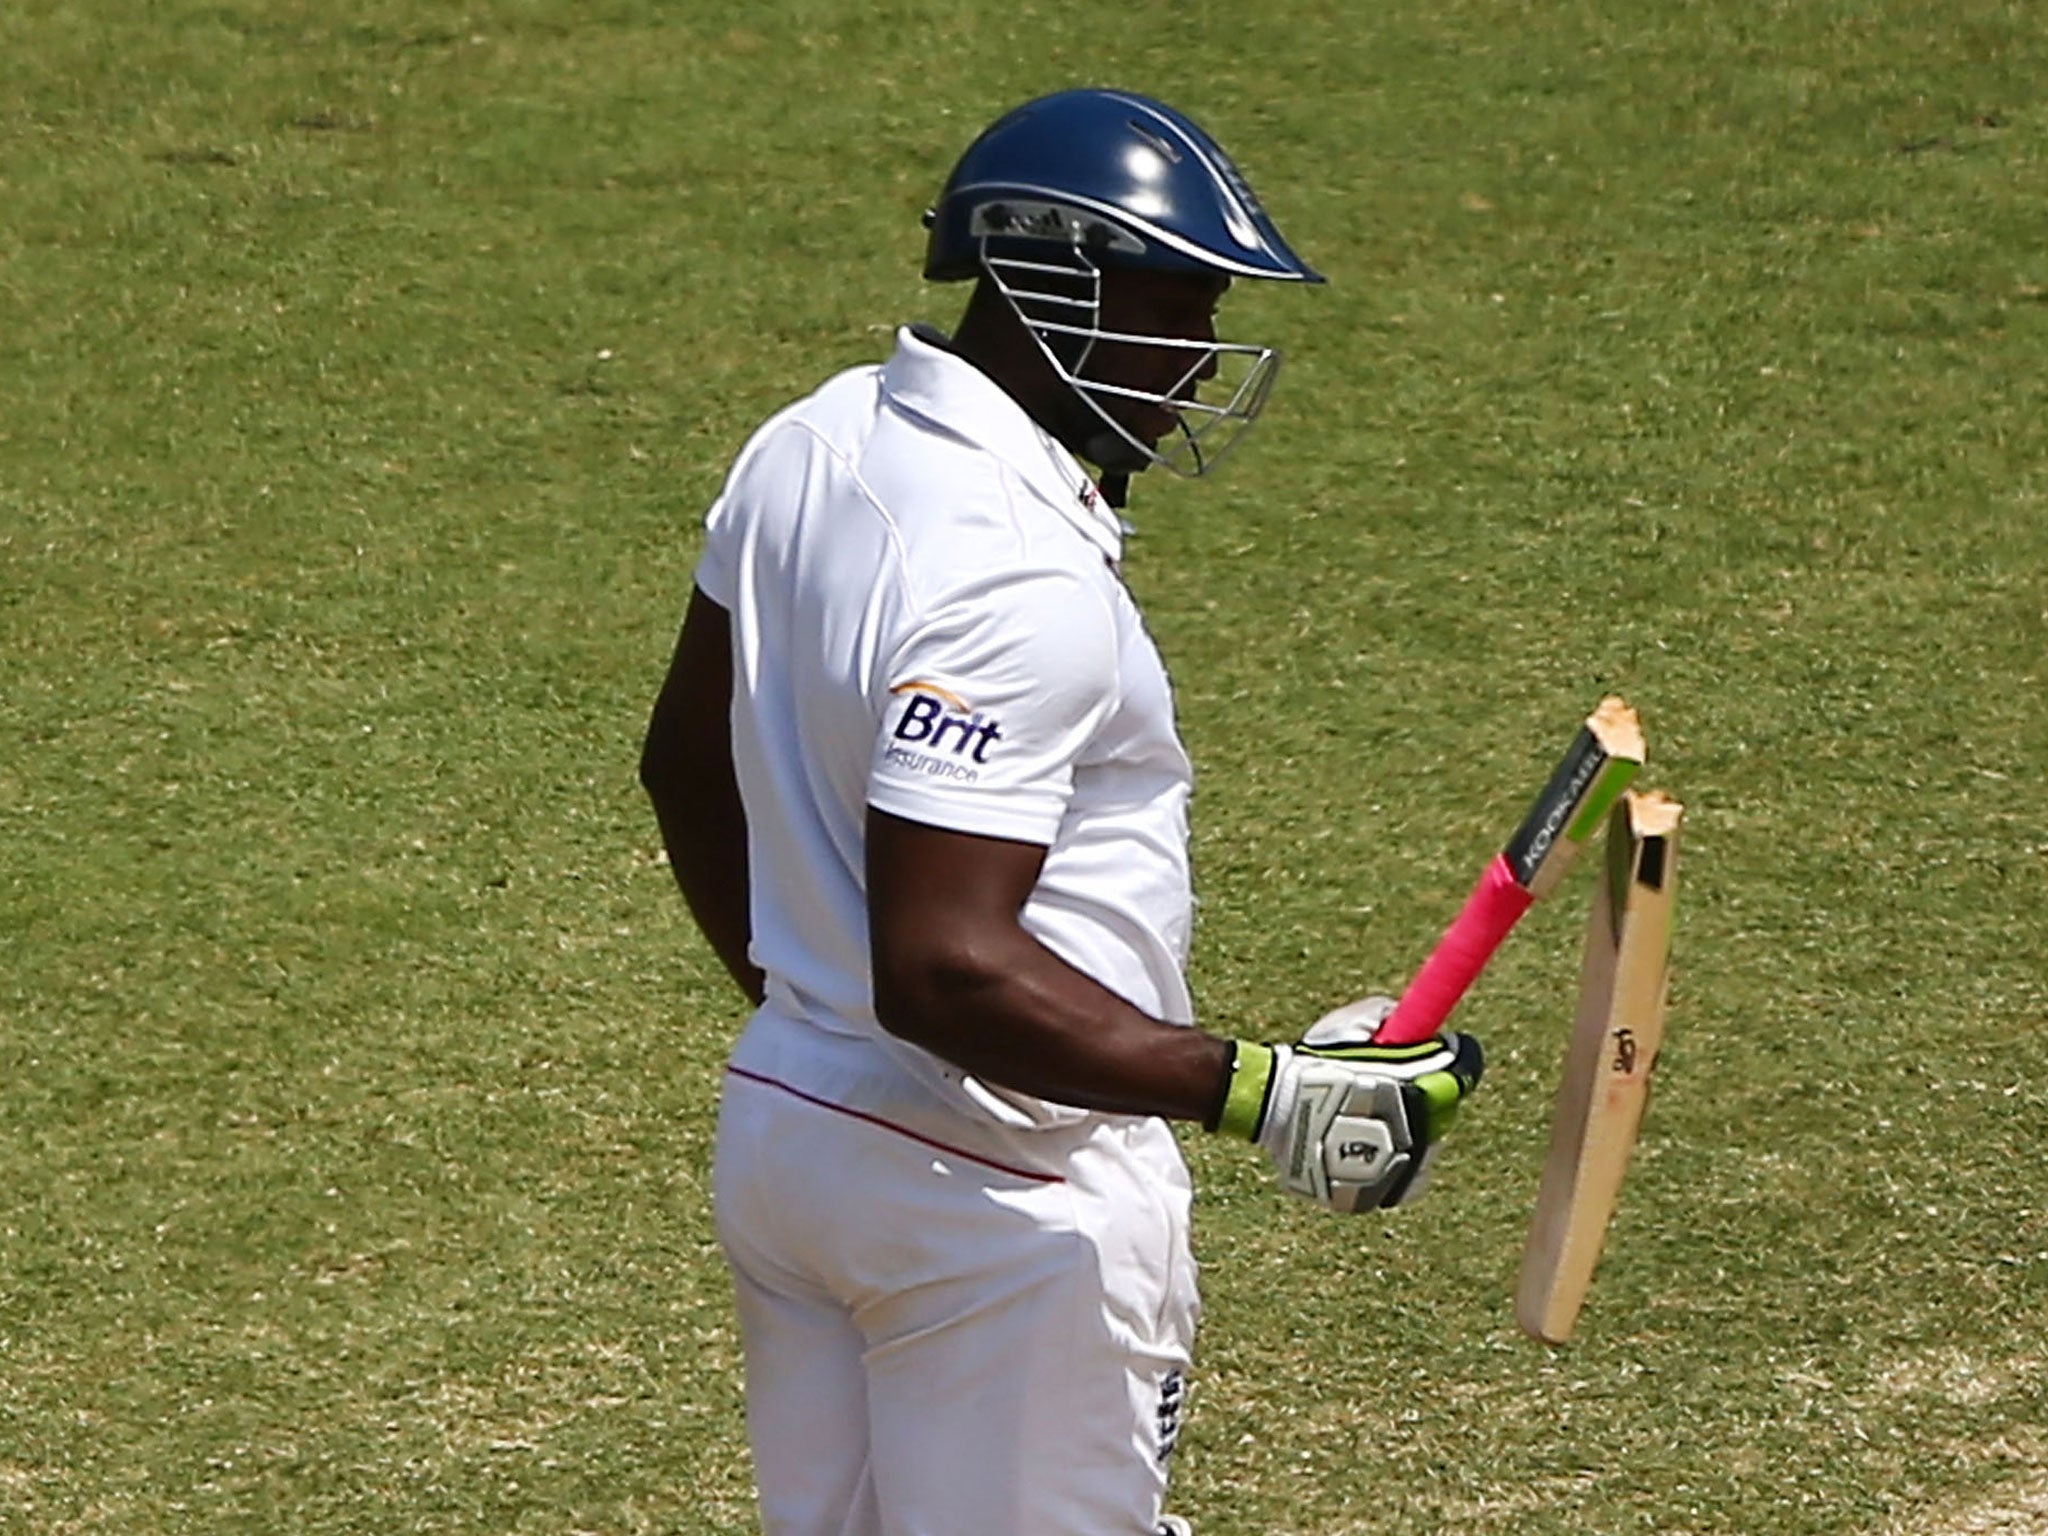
[922,88,1323,285]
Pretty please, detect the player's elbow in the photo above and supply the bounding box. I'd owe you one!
[637,734,679,803]
[637,704,689,793]
[638,711,749,891]
[870,933,1011,1058]
[638,712,718,808]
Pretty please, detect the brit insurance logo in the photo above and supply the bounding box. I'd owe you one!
[883,681,1003,783]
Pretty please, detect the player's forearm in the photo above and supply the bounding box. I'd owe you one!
[644,779,766,1006]
[871,928,1231,1121]
[641,587,765,1007]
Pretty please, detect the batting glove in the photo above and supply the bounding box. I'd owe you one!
[1209,997,1484,1213]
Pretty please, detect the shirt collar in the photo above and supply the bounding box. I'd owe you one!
[880,325,1125,565]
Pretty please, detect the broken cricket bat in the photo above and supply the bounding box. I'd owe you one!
[1374,698,1645,1046]
[1516,787,1684,1344]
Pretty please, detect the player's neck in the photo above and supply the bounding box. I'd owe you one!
[946,286,1089,458]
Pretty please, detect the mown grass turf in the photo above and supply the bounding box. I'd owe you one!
[3,2,2043,1532]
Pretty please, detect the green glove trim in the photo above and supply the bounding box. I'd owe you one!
[1300,1039,1442,1066]
[1214,1040,1277,1141]
[1413,1067,1465,1136]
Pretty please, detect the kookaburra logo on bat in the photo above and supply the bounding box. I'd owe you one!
[1611,1028,1637,1074]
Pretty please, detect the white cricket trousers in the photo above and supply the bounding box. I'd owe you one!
[713,1066,1199,1536]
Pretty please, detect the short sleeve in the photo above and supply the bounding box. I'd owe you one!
[692,490,736,609]
[868,569,1119,845]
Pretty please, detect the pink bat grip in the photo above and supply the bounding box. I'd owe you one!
[1375,853,1535,1044]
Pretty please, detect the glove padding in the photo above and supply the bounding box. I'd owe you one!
[1212,996,1484,1213]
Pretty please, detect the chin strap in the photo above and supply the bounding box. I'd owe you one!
[1099,472,1130,509]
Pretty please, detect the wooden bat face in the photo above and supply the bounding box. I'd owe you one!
[1515,789,1682,1345]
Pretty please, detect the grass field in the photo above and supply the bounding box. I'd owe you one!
[3,2,2044,1532]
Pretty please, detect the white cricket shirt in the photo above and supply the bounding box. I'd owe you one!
[695,325,1195,1132]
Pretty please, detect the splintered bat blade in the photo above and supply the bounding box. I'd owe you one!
[1515,789,1683,1344]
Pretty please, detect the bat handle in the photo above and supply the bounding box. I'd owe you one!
[1375,855,1534,1044]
